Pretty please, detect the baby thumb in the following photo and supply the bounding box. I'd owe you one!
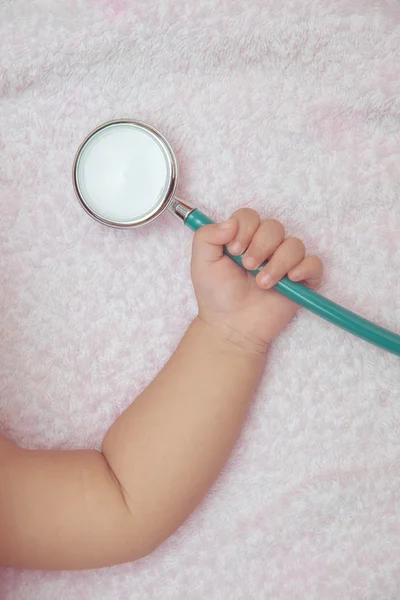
[192,219,238,264]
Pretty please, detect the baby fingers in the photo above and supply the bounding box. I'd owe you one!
[287,255,323,288]
[256,237,306,289]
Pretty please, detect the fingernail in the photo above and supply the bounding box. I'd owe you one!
[219,219,233,230]
[228,241,242,255]
[260,272,272,288]
[243,256,257,270]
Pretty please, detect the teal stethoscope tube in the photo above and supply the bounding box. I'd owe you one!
[185,209,400,357]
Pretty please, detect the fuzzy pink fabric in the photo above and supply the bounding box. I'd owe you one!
[1,1,400,598]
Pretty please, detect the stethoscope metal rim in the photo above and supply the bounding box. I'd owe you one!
[72,119,179,229]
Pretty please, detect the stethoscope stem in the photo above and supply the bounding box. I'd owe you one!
[168,197,195,222]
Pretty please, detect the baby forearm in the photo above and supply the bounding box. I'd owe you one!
[102,316,266,553]
[0,318,265,571]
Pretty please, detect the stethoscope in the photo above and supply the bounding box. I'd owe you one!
[73,119,400,356]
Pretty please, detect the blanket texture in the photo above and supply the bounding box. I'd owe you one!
[1,1,400,598]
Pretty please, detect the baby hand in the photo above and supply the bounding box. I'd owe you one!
[191,209,323,354]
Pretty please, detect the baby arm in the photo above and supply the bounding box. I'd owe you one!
[0,210,322,570]
[0,318,263,570]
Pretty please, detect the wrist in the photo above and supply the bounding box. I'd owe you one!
[193,315,269,359]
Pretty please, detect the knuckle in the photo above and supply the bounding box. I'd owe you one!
[232,208,260,224]
[287,236,305,253]
[264,219,285,238]
[311,255,323,273]
[315,255,323,267]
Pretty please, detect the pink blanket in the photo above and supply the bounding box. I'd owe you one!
[1,1,400,598]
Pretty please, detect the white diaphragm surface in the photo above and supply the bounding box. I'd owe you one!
[74,122,172,224]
